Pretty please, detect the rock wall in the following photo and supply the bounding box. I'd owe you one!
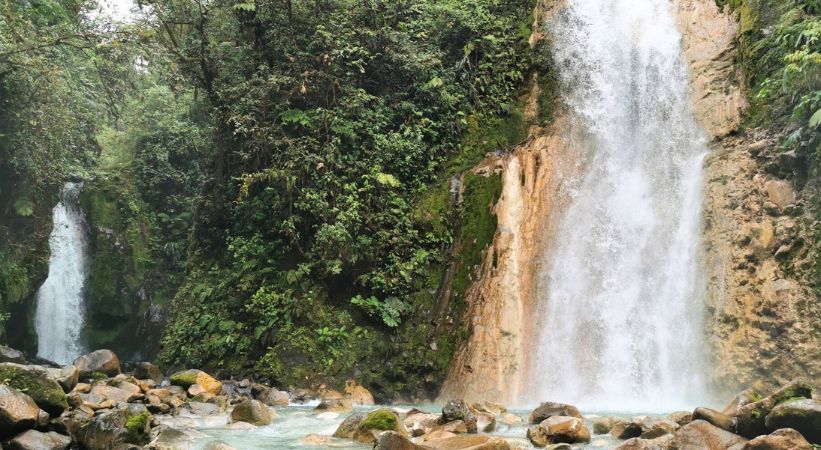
[438,113,579,404]
[676,0,820,393]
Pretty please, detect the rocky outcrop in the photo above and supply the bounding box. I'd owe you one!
[702,130,821,392]
[674,0,746,138]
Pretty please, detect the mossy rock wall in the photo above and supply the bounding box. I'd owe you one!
[80,174,166,360]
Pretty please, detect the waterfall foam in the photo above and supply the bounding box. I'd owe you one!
[529,0,710,411]
[35,181,89,365]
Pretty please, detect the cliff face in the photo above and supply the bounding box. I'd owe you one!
[678,0,820,392]
[442,0,818,405]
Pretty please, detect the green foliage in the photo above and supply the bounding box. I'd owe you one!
[726,0,820,169]
[153,0,536,396]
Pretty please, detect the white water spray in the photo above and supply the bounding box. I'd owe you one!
[35,182,88,365]
[529,0,710,411]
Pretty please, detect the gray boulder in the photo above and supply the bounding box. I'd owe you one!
[764,399,820,443]
[3,429,71,450]
[73,350,121,377]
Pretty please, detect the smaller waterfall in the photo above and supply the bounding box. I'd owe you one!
[35,182,89,364]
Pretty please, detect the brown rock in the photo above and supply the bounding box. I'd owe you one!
[611,418,647,440]
[499,413,522,425]
[73,350,121,377]
[344,380,374,406]
[640,419,679,439]
[375,431,425,450]
[333,413,366,439]
[475,411,496,432]
[132,362,163,385]
[90,385,140,404]
[763,180,795,209]
[694,407,736,431]
[442,400,477,433]
[314,396,352,413]
[0,385,40,437]
[668,411,693,426]
[669,420,747,450]
[592,416,615,434]
[743,428,812,450]
[528,416,590,446]
[3,429,71,450]
[230,399,275,426]
[195,372,222,395]
[471,401,507,416]
[529,402,582,424]
[425,434,511,450]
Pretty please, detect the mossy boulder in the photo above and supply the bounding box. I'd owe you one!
[168,369,200,389]
[76,404,153,450]
[764,399,821,444]
[333,412,366,439]
[0,363,67,416]
[353,408,406,444]
[736,381,813,438]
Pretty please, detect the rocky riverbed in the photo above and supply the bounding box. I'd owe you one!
[0,346,818,449]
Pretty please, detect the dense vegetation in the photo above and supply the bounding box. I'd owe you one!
[1,0,545,398]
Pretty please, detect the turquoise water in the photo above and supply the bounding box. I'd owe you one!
[157,404,646,449]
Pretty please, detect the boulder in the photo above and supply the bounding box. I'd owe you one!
[424,434,511,449]
[145,425,194,450]
[344,380,375,406]
[471,401,506,416]
[528,416,590,446]
[694,407,736,432]
[722,390,761,417]
[333,412,366,438]
[615,436,674,450]
[668,411,693,426]
[404,411,442,437]
[132,363,163,385]
[73,350,121,377]
[611,418,647,439]
[44,366,78,393]
[76,405,153,450]
[0,385,40,437]
[0,347,26,364]
[168,370,200,389]
[203,441,236,450]
[0,364,67,416]
[314,396,352,413]
[764,399,820,443]
[474,410,496,432]
[230,399,275,426]
[640,419,679,439]
[375,431,425,450]
[352,408,406,445]
[91,383,141,404]
[3,429,71,450]
[592,416,615,434]
[442,400,477,433]
[499,413,522,425]
[529,402,582,423]
[259,390,289,407]
[743,428,812,449]
[736,381,813,438]
[669,420,747,450]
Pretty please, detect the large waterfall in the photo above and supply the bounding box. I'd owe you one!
[530,0,710,411]
[34,182,89,365]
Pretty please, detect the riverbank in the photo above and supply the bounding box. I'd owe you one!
[0,347,818,449]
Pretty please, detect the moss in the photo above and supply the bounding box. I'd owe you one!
[125,410,149,434]
[360,409,397,431]
[0,364,68,415]
[169,369,200,388]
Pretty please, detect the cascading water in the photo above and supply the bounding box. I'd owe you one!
[529,0,710,411]
[34,182,89,365]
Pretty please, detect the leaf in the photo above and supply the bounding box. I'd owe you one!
[13,198,34,217]
[375,172,401,188]
[809,108,821,128]
[232,1,256,11]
